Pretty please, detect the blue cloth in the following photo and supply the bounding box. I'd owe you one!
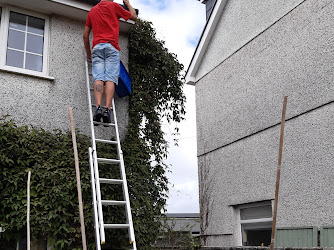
[92,43,120,85]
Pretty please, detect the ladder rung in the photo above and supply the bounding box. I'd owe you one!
[93,121,115,126]
[95,139,117,145]
[97,158,120,164]
[102,200,126,206]
[104,224,129,229]
[99,178,123,184]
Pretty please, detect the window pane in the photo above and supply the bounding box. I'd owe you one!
[240,205,272,220]
[28,16,44,35]
[6,49,24,68]
[26,53,43,72]
[9,12,26,31]
[27,34,44,54]
[7,29,25,50]
[242,223,272,246]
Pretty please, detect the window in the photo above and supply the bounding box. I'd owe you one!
[7,12,45,71]
[0,6,50,78]
[237,201,273,246]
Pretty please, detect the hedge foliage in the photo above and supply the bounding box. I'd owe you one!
[0,117,94,249]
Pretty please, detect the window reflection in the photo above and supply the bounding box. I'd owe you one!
[8,29,25,50]
[9,12,26,31]
[28,16,44,35]
[26,54,43,72]
[27,34,44,54]
[6,49,24,68]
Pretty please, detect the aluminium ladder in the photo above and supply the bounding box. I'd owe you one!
[85,58,137,250]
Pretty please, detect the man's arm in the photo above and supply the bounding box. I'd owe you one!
[83,26,92,62]
[123,0,137,21]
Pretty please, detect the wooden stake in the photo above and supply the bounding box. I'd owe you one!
[27,171,31,250]
[270,96,288,250]
[69,107,87,250]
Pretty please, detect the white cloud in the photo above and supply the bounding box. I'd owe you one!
[116,0,206,213]
[121,0,206,67]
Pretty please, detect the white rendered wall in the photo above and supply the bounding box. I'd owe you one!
[198,103,334,245]
[195,0,334,246]
[196,0,304,81]
[196,0,334,156]
[0,12,130,139]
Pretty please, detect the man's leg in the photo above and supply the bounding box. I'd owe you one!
[92,80,104,122]
[102,43,119,124]
[101,81,115,124]
[94,80,104,107]
[104,81,115,110]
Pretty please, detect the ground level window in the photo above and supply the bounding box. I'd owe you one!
[238,201,273,246]
[242,222,272,246]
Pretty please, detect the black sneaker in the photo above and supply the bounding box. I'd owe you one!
[102,108,111,124]
[93,106,103,123]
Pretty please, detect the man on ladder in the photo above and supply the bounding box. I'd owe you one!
[83,0,137,124]
[83,1,138,248]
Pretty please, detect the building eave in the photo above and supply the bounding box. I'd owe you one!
[185,0,228,85]
[0,0,135,33]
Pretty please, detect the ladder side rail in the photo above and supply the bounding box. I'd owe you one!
[119,152,137,249]
[85,58,106,244]
[84,56,97,148]
[93,151,105,244]
[89,147,101,250]
[111,99,137,249]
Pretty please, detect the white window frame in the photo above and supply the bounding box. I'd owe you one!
[0,5,53,80]
[236,200,273,246]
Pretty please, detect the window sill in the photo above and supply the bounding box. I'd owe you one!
[0,66,55,81]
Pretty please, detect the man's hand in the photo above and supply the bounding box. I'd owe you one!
[123,0,130,6]
[123,0,137,21]
[86,55,92,63]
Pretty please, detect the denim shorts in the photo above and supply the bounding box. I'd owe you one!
[92,43,120,85]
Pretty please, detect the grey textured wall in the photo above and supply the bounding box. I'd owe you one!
[196,0,334,156]
[0,12,130,140]
[195,0,334,246]
[196,0,304,81]
[199,103,334,244]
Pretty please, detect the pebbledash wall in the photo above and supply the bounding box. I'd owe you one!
[188,0,334,247]
[0,0,131,140]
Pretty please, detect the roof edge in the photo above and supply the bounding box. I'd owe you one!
[185,0,228,85]
[50,0,92,11]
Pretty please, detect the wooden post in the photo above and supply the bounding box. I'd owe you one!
[69,107,87,250]
[270,96,288,250]
[27,171,31,250]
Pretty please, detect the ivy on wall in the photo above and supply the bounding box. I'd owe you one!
[125,19,186,247]
[0,19,185,249]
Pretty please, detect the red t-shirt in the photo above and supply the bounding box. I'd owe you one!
[85,1,131,51]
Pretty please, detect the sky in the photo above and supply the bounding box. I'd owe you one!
[114,0,207,213]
